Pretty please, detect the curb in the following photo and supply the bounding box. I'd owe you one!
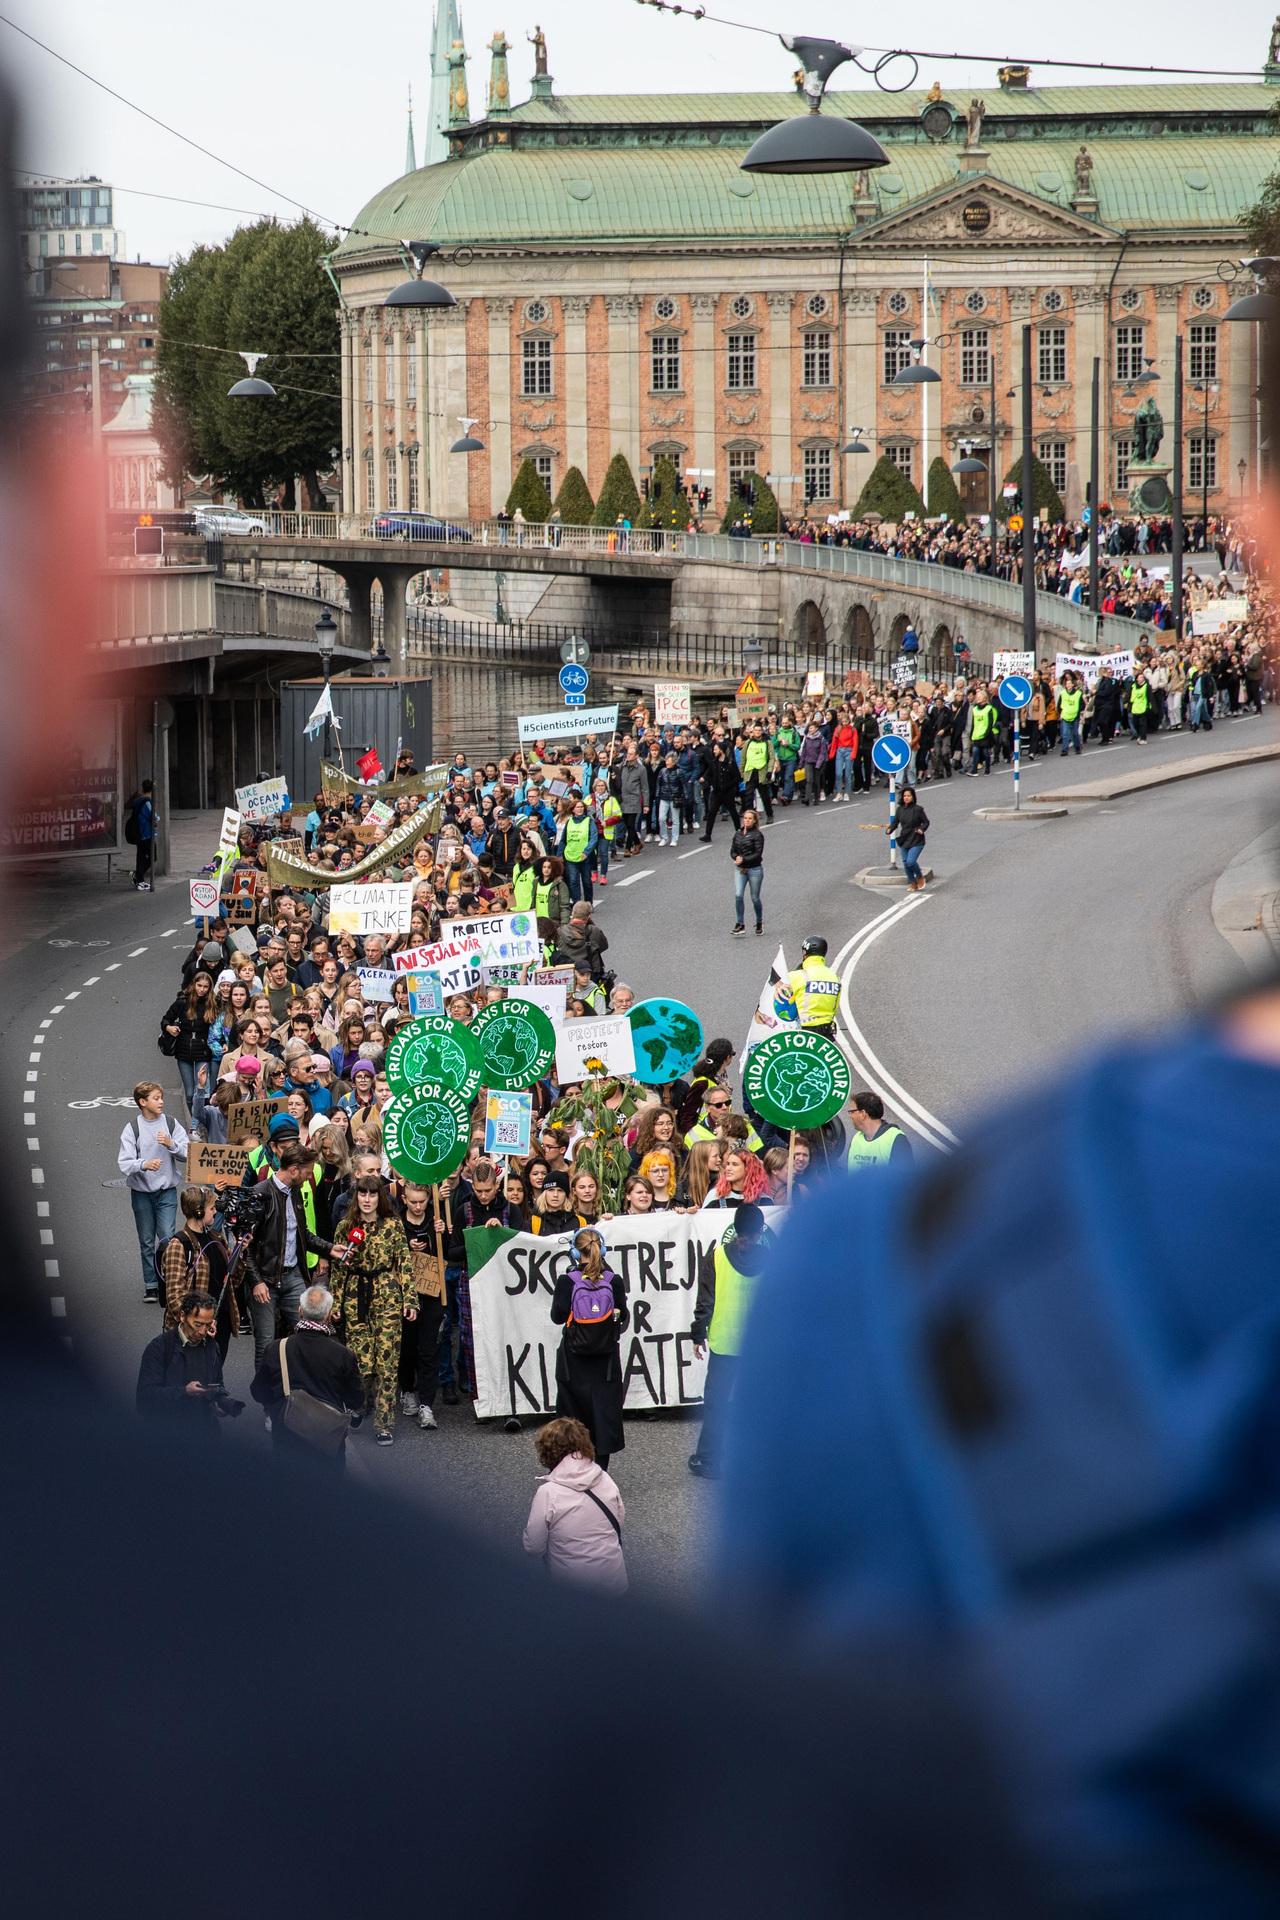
[856,864,934,891]
[1030,740,1280,806]
[974,806,1070,821]
[1210,822,1280,980]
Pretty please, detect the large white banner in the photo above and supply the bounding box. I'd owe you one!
[469,1215,739,1418]
[517,704,619,745]
[1054,649,1136,690]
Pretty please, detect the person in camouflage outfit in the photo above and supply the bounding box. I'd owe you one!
[331,1175,415,1445]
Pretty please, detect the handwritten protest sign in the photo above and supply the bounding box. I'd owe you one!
[554,1014,636,1084]
[329,881,414,936]
[187,1142,250,1189]
[234,776,290,822]
[227,1095,289,1145]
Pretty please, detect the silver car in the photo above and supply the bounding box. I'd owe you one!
[193,505,269,537]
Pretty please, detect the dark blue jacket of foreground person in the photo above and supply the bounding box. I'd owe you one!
[720,1021,1280,1918]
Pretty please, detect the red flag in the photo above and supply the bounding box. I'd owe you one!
[357,749,383,782]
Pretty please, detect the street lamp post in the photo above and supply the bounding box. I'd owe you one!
[1088,356,1100,633]
[1239,456,1249,505]
[314,608,337,764]
[1020,326,1035,662]
[1172,335,1184,641]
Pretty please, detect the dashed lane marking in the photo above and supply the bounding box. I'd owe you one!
[105,962,121,972]
[677,845,712,859]
[611,867,655,887]
[129,947,147,958]
[82,975,99,986]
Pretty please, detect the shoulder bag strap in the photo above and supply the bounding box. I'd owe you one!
[278,1336,292,1399]
[582,1486,622,1540]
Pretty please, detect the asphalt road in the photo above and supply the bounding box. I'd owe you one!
[4,704,1276,1602]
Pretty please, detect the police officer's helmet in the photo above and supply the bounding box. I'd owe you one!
[801,936,829,959]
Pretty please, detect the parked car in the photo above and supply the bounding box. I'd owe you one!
[193,505,270,536]
[373,512,471,543]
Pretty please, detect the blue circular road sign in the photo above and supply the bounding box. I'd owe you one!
[871,734,912,776]
[558,662,589,696]
[998,674,1033,710]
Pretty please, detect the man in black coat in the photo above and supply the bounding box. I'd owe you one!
[251,1282,365,1460]
[136,1290,240,1433]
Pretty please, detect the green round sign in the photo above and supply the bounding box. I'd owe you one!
[381,1082,471,1185]
[469,998,556,1091]
[384,1015,482,1099]
[742,1031,851,1130]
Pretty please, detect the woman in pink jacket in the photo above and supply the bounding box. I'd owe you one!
[522,1417,628,1595]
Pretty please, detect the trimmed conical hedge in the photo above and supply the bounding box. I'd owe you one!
[853,455,926,521]
[505,458,551,522]
[553,465,594,525]
[592,452,641,526]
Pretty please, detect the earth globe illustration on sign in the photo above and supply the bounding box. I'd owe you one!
[627,998,704,1086]
[745,1032,850,1129]
[474,1003,553,1085]
[385,1016,481,1098]
[762,1050,830,1111]
[400,1097,461,1169]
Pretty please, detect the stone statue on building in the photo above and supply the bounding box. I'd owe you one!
[1270,15,1280,66]
[1133,395,1164,465]
[528,24,547,76]
[1073,145,1094,198]
[964,97,985,149]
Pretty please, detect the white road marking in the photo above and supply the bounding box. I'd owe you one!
[27,1065,39,1076]
[39,1229,53,1245]
[47,1007,63,1018]
[611,867,655,887]
[30,1169,44,1185]
[25,1137,39,1151]
[23,1091,35,1104]
[105,962,121,972]
[50,1298,66,1318]
[830,896,959,1155]
[64,991,79,1000]
[160,927,177,937]
[36,1202,48,1218]
[678,845,712,859]
[33,1032,46,1044]
[44,1260,59,1279]
[23,1112,38,1127]
[82,975,99,986]
[129,947,147,957]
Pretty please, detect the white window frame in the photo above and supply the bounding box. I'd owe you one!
[959,328,990,387]
[1037,326,1067,384]
[406,334,417,404]
[522,335,553,398]
[883,329,912,385]
[727,447,758,497]
[385,449,398,511]
[801,329,832,389]
[726,331,756,391]
[651,333,681,393]
[1114,437,1133,492]
[1188,323,1218,382]
[407,448,420,510]
[802,444,833,501]
[384,338,395,404]
[1037,439,1067,493]
[885,443,914,482]
[1115,324,1145,382]
[1188,434,1218,493]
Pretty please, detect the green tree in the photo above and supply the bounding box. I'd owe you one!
[1244,159,1280,255]
[644,454,691,530]
[553,465,594,524]
[505,457,551,521]
[592,451,641,525]
[852,455,926,521]
[157,218,340,508]
[926,455,965,521]
[719,469,779,534]
[996,451,1064,525]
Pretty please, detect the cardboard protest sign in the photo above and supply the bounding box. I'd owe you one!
[993,651,1035,678]
[467,1215,744,1418]
[654,681,691,727]
[328,881,414,937]
[227,1095,289,1144]
[187,1142,250,1189]
[554,1014,637,1084]
[530,965,574,992]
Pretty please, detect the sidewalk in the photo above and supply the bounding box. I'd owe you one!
[1211,821,1280,980]
[3,809,222,966]
[1031,741,1280,805]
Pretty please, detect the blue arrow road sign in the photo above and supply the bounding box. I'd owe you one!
[871,735,911,776]
[558,662,589,696]
[998,673,1033,710]
[564,692,586,707]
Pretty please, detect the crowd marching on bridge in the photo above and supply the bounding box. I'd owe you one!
[124,541,1272,1587]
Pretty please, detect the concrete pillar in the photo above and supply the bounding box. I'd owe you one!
[488,296,514,512]
[562,294,590,479]
[766,292,793,516]
[340,567,375,653]
[379,567,414,673]
[691,293,716,495]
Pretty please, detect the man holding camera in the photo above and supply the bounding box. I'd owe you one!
[135,1290,243,1431]
[240,1140,334,1371]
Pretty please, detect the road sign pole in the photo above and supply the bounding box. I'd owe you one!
[888,771,899,867]
[1013,707,1021,812]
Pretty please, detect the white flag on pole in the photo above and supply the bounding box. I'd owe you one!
[304,683,334,740]
[739,943,792,1079]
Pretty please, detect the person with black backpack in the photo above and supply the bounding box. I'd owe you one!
[159,1185,236,1358]
[124,779,155,890]
[550,1228,629,1472]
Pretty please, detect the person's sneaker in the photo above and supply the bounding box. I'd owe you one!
[688,1453,720,1480]
[597,872,608,885]
[755,924,763,935]
[375,1430,394,1447]
[418,1404,438,1430]
[400,1390,420,1417]
[143,1289,160,1304]
[137,882,152,892]
[443,1384,459,1406]
[732,925,745,937]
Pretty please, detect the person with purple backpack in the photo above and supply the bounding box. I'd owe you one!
[550,1228,629,1471]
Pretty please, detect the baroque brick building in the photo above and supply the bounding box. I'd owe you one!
[331,33,1278,523]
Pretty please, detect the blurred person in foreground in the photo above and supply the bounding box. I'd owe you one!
[722,339,1280,1918]
[0,72,1038,1920]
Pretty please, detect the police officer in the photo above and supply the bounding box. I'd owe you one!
[778,937,842,1036]
[845,1091,913,1172]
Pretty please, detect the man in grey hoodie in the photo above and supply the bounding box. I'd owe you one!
[118,1080,189,1302]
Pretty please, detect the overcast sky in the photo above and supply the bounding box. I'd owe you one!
[10,2,1274,262]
